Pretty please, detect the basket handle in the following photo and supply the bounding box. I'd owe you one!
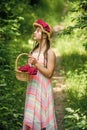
[15,53,29,71]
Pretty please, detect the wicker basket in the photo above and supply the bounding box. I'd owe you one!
[15,53,30,81]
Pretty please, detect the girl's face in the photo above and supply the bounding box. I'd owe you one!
[33,27,42,42]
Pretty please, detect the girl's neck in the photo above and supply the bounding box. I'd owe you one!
[38,39,47,52]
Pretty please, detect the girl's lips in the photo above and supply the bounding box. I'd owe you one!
[33,34,36,37]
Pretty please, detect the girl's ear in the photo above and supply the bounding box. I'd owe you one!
[42,33,47,39]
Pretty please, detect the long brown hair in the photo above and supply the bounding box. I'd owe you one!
[30,34,50,67]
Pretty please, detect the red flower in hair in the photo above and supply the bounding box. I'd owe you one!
[35,19,50,32]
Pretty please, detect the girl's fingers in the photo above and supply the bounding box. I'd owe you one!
[29,57,37,64]
[28,55,37,65]
[28,55,32,58]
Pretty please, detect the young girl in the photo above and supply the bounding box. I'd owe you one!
[23,19,58,130]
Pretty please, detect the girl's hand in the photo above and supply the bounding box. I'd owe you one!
[28,55,37,65]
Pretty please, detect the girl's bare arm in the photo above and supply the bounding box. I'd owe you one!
[29,49,56,78]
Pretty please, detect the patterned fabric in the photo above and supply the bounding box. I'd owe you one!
[23,52,58,130]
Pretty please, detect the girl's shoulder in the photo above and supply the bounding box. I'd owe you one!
[47,48,56,57]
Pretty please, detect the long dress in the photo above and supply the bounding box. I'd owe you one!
[23,52,58,130]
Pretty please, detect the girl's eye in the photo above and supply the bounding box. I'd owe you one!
[37,28,40,32]
[34,27,41,33]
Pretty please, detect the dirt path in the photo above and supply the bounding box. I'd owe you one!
[52,49,66,130]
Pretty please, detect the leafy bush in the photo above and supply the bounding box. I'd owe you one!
[61,0,87,50]
[64,108,87,130]
[0,0,67,129]
[55,1,87,129]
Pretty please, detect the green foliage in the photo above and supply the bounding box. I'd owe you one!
[2,0,87,129]
[64,108,87,130]
[0,41,28,129]
[59,42,87,130]
[55,1,87,129]
[28,0,67,25]
[0,1,23,41]
[58,34,87,130]
[61,0,87,50]
[0,1,31,129]
[0,0,67,129]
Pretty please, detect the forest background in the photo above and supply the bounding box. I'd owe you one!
[0,0,87,130]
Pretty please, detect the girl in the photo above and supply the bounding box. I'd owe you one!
[23,19,58,130]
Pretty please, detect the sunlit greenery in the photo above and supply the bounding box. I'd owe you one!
[0,0,87,129]
[55,0,87,129]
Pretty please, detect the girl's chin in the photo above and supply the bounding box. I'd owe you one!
[33,38,39,42]
[33,37,37,40]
